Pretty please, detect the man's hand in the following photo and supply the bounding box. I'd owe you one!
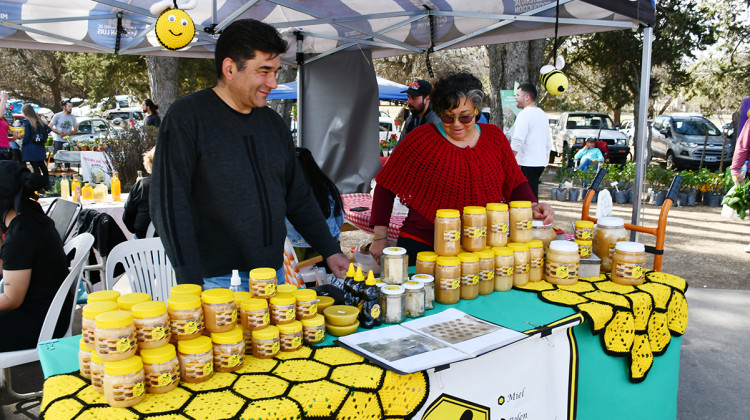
[532,202,556,225]
[326,253,352,279]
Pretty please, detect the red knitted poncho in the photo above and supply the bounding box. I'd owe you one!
[375,123,528,225]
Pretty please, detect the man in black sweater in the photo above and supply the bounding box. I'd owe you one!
[150,19,350,288]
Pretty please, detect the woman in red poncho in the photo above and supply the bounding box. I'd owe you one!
[370,72,555,264]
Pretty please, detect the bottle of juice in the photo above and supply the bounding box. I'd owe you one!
[60,175,70,200]
[81,183,94,200]
[358,271,381,329]
[71,176,81,202]
[111,171,121,202]
[342,263,357,306]
[93,184,107,202]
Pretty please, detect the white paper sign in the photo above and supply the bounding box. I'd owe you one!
[80,151,112,185]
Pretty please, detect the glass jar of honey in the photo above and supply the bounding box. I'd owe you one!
[293,289,318,320]
[140,344,179,394]
[435,256,461,305]
[301,314,326,344]
[457,252,480,300]
[545,240,580,285]
[131,301,171,350]
[492,247,514,292]
[82,301,119,349]
[167,294,204,341]
[507,243,530,287]
[509,201,533,243]
[94,310,137,362]
[177,336,214,383]
[527,240,544,282]
[269,293,297,325]
[380,285,406,324]
[475,249,495,295]
[251,325,280,359]
[250,267,278,299]
[102,356,145,408]
[575,220,595,240]
[434,209,461,256]
[415,251,438,276]
[278,321,304,352]
[201,288,237,333]
[241,298,270,331]
[411,274,435,310]
[574,239,593,259]
[380,247,408,285]
[403,280,426,318]
[462,206,487,252]
[593,217,629,273]
[211,326,245,372]
[611,241,647,285]
[486,203,509,247]
[117,292,150,311]
[531,221,557,250]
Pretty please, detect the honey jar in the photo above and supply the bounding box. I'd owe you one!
[82,301,119,349]
[87,290,121,304]
[241,298,271,330]
[403,280,426,318]
[177,336,214,383]
[492,247,514,292]
[531,220,557,250]
[103,356,145,408]
[293,289,317,320]
[380,285,406,324]
[486,203,509,247]
[278,321,303,352]
[301,314,326,344]
[462,206,487,252]
[434,209,461,256]
[545,240,580,285]
[211,326,245,372]
[94,310,137,362]
[593,217,629,273]
[249,267,278,299]
[457,252,480,300]
[269,293,297,325]
[611,241,647,285]
[509,201,533,243]
[575,220,595,240]
[170,284,202,297]
[507,242,530,287]
[234,291,253,306]
[90,352,105,393]
[277,284,298,295]
[476,249,495,295]
[411,274,435,309]
[140,344,179,394]
[78,339,92,379]
[574,239,593,259]
[415,251,438,276]
[167,294,205,341]
[201,288,237,333]
[527,240,544,282]
[251,325,280,359]
[435,256,461,305]
[131,300,171,350]
[380,247,408,285]
[117,292,150,311]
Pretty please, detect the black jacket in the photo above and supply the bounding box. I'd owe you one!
[122,177,151,238]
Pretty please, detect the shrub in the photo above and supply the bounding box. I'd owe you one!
[101,126,157,192]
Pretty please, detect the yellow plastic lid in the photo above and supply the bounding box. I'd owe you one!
[250,267,277,280]
[140,344,176,365]
[486,203,508,211]
[435,209,460,219]
[277,320,302,334]
[95,310,133,329]
[416,251,438,262]
[509,201,532,208]
[463,206,486,215]
[293,289,317,302]
[131,301,167,319]
[526,240,544,249]
[277,284,298,294]
[365,271,377,286]
[411,274,434,284]
[251,325,279,340]
[104,355,143,376]
[574,239,593,245]
[211,326,244,344]
[436,256,461,267]
[177,336,212,355]
[168,294,201,311]
[170,284,202,297]
[82,301,119,319]
[201,288,234,305]
[507,242,530,252]
[269,293,295,306]
[234,291,253,305]
[241,298,269,311]
[475,249,495,259]
[79,338,90,352]
[575,220,595,228]
[87,290,121,303]
[353,266,364,282]
[301,314,325,328]
[457,252,479,263]
[117,293,151,310]
[346,262,356,277]
[90,352,104,365]
[492,246,513,257]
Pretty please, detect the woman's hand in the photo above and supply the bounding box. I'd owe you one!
[369,237,388,262]
[532,202,555,225]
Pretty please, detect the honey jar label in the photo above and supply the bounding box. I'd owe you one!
[530,258,543,269]
[371,304,381,320]
[231,309,238,323]
[115,336,135,353]
[271,341,280,354]
[480,269,494,281]
[133,381,145,397]
[614,262,644,281]
[577,229,592,240]
[439,277,460,290]
[579,247,591,258]
[495,266,513,277]
[516,220,532,231]
[227,354,241,367]
[149,325,167,342]
[285,308,296,320]
[314,329,325,341]
[463,226,486,238]
[157,372,174,387]
[184,320,198,335]
[265,283,276,296]
[491,223,509,234]
[515,263,530,274]
[545,262,579,280]
[262,313,270,325]
[461,275,479,285]
[203,362,213,376]
[443,229,460,242]
[291,336,302,348]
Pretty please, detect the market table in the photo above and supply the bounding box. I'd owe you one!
[39,194,132,240]
[342,193,406,241]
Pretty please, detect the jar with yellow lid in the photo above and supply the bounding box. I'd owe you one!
[278,321,303,352]
[411,274,435,309]
[435,256,461,304]
[492,247,514,292]
[462,206,487,252]
[241,298,270,331]
[611,242,647,285]
[545,240,580,285]
[380,247,408,285]
[211,326,245,372]
[234,291,253,306]
[242,330,253,355]
[79,339,92,379]
[593,217,628,272]
[486,203,509,247]
[507,243,530,287]
[509,201,533,243]
[170,284,202,297]
[131,301,171,349]
[475,249,495,295]
[301,314,326,344]
[574,239,593,259]
[269,293,297,325]
[117,292,151,311]
[251,325,280,359]
[250,267,277,299]
[434,209,461,256]
[531,221,557,250]
[415,251,438,276]
[90,352,105,393]
[575,220,595,240]
[277,284,298,295]
[527,240,544,282]
[94,310,137,362]
[167,294,204,341]
[293,289,317,320]
[403,280,426,318]
[82,301,119,349]
[87,290,121,304]
[457,252,480,300]
[103,355,145,408]
[380,285,406,324]
[177,336,214,383]
[140,344,179,394]
[201,288,237,333]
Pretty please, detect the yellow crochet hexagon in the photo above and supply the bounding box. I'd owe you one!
[667,290,689,335]
[273,359,330,382]
[76,406,139,420]
[233,374,290,399]
[603,310,635,354]
[330,363,384,389]
[240,396,301,420]
[180,372,237,392]
[41,374,88,410]
[557,280,596,293]
[289,380,349,417]
[627,291,654,331]
[337,390,383,419]
[583,290,630,308]
[131,387,191,414]
[596,281,636,294]
[275,346,313,360]
[515,280,555,292]
[76,384,106,406]
[378,371,428,416]
[314,346,364,366]
[637,282,672,310]
[41,398,83,420]
[541,289,588,306]
[576,301,614,333]
[235,355,278,373]
[182,390,245,419]
[646,271,687,292]
[630,333,654,382]
[648,311,671,354]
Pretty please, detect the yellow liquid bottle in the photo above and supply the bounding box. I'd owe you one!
[60,175,70,200]
[81,183,94,201]
[71,177,81,202]
[111,171,121,202]
[93,184,107,202]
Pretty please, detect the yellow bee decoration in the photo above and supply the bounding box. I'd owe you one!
[540,56,569,96]
[151,0,197,51]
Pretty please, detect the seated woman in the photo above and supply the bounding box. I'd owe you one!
[123,147,155,238]
[0,161,70,352]
[575,138,605,171]
[370,72,555,264]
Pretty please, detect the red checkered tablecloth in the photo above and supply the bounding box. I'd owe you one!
[342,193,405,241]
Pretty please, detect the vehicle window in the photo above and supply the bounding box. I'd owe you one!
[78,122,92,134]
[567,115,614,130]
[108,112,129,120]
[132,112,144,121]
[672,118,720,136]
[94,121,109,132]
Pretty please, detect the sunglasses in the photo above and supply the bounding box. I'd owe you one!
[440,109,477,124]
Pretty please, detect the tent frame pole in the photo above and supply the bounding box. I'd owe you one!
[295,31,304,148]
[631,24,653,241]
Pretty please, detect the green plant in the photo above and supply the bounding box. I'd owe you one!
[722,179,750,219]
[101,125,157,192]
[553,167,574,186]
[619,162,636,190]
[678,170,697,193]
[646,164,674,191]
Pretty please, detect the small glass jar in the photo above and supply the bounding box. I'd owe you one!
[611,241,647,286]
[211,326,245,372]
[241,298,271,330]
[532,221,557,250]
[593,217,629,273]
[251,326,280,359]
[434,209,461,256]
[403,280,426,318]
[475,249,495,295]
[293,289,318,320]
[90,353,105,394]
[509,201,533,243]
[411,274,435,310]
[167,294,205,341]
[462,206,487,252]
[507,243,531,287]
[140,344,179,394]
[79,339,92,380]
[415,251,438,276]
[379,285,406,324]
[435,256,461,305]
[103,356,145,408]
[87,290,121,304]
[277,284,298,295]
[82,301,119,349]
[545,240,581,285]
[269,293,297,325]
[117,292,151,311]
[301,314,326,344]
[575,220,595,240]
[94,310,137,362]
[131,301,171,350]
[380,247,408,285]
[492,247,514,292]
[527,240,544,282]
[486,203,509,247]
[177,336,214,383]
[250,267,278,299]
[574,239,593,259]
[457,252,480,300]
[277,321,303,352]
[170,284,203,297]
[201,288,237,333]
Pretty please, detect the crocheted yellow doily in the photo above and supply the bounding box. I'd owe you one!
[516,271,688,383]
[40,346,429,419]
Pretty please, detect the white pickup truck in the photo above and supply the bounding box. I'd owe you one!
[550,112,630,166]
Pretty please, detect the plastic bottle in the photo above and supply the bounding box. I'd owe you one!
[71,176,81,202]
[342,263,356,306]
[358,271,381,329]
[60,174,70,200]
[93,184,108,202]
[351,266,366,309]
[111,171,121,202]
[229,270,241,293]
[82,183,94,200]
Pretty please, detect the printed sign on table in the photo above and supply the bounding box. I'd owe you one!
[80,151,112,185]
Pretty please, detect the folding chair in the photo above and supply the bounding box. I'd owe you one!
[105,238,176,302]
[44,198,82,244]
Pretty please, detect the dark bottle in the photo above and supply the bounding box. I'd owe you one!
[350,266,366,309]
[342,263,357,306]
[359,271,381,329]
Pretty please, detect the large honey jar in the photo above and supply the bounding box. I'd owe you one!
[509,201,533,243]
[211,326,245,372]
[102,356,145,408]
[486,203,509,247]
[140,344,180,394]
[177,336,214,383]
[507,242,530,287]
[610,241,647,285]
[462,206,487,252]
[131,300,171,350]
[435,256,461,304]
[593,217,628,273]
[434,209,461,256]
[94,310,137,362]
[492,247,514,292]
[249,267,278,299]
[201,288,237,333]
[457,252,480,300]
[527,240,544,282]
[545,240,580,285]
[167,294,204,341]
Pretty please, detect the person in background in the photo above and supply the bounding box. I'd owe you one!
[123,147,155,239]
[729,98,750,252]
[0,161,70,351]
[370,72,555,264]
[574,138,605,171]
[510,82,552,198]
[0,92,11,161]
[17,104,50,186]
[50,99,78,171]
[142,98,161,128]
[397,79,441,145]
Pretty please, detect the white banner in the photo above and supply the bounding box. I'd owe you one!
[80,151,112,185]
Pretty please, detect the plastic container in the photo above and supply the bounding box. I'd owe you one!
[492,247,514,292]
[379,285,406,324]
[527,240,544,282]
[476,249,495,295]
[411,274,435,309]
[545,240,581,285]
[486,203,509,247]
[81,183,94,200]
[250,267,278,299]
[435,256,461,304]
[233,291,253,306]
[240,298,270,331]
[462,206,487,252]
[293,288,318,320]
[277,284,298,295]
[82,301,119,349]
[269,293,297,325]
[611,242,647,285]
[131,301,171,350]
[415,251,438,276]
[593,217,629,273]
[79,339,92,380]
[90,353,105,393]
[458,252,480,300]
[93,183,108,203]
[103,356,145,408]
[574,239,593,259]
[380,247,408,285]
[170,284,202,297]
[201,288,237,333]
[507,243,530,287]
[278,321,303,352]
[94,310,137,362]
[111,171,121,202]
[167,294,205,341]
[251,326,280,359]
[140,344,179,394]
[403,280,426,318]
[211,326,245,372]
[177,336,214,383]
[301,314,326,344]
[575,220,595,240]
[434,209,461,256]
[117,293,151,311]
[532,221,557,250]
[87,290,121,304]
[509,201,533,243]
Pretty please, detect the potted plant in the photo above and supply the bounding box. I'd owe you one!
[620,162,636,203]
[677,170,696,206]
[702,168,730,207]
[552,167,573,201]
[646,164,674,206]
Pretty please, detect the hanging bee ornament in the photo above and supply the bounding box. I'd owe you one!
[151,0,198,50]
[540,56,568,96]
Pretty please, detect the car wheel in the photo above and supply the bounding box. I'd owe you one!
[666,151,677,170]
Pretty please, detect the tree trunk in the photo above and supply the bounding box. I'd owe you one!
[503,42,530,91]
[528,39,546,88]
[486,44,505,127]
[146,56,179,114]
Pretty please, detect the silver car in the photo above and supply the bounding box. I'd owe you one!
[650,115,732,169]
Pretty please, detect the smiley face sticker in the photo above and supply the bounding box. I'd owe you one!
[155,8,195,50]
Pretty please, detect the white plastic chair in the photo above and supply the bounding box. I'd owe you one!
[145,222,156,238]
[105,238,176,302]
[0,232,94,400]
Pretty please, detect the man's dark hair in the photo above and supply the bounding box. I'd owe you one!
[518,83,537,102]
[61,99,72,107]
[214,19,289,80]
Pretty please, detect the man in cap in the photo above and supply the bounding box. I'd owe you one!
[574,138,604,171]
[397,79,441,144]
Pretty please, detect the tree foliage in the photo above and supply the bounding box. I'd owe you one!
[63,52,149,111]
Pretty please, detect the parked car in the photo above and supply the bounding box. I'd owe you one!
[103,107,144,128]
[651,114,732,169]
[379,110,397,141]
[68,117,111,143]
[551,112,630,166]
[619,119,634,145]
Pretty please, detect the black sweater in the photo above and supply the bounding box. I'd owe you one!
[122,177,151,238]
[150,88,340,285]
